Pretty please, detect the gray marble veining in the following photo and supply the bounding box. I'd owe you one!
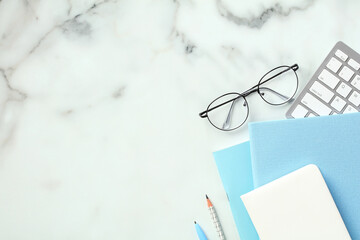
[0,0,359,239]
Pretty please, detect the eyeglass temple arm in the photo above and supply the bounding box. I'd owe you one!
[199,95,241,118]
[221,87,290,128]
[199,110,208,118]
[258,87,292,100]
[243,64,298,95]
[199,85,288,119]
[198,81,267,119]
[241,86,292,101]
[222,98,241,129]
[199,64,298,118]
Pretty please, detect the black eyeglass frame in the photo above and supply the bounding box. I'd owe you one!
[199,64,299,131]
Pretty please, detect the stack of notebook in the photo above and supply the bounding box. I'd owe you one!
[213,113,360,239]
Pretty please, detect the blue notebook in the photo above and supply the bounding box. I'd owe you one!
[249,113,360,239]
[213,142,259,240]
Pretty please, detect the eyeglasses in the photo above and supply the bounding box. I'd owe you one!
[199,64,299,131]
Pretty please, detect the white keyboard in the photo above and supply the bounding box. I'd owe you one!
[286,41,360,118]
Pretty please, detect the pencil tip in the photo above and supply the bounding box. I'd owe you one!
[205,194,209,199]
[194,221,197,224]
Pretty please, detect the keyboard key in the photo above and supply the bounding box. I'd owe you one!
[330,96,346,112]
[343,105,358,114]
[335,49,348,61]
[348,59,360,70]
[291,105,308,118]
[310,81,334,103]
[349,91,360,107]
[351,75,360,90]
[301,93,332,116]
[339,66,354,81]
[318,69,340,89]
[326,57,342,73]
[336,82,352,98]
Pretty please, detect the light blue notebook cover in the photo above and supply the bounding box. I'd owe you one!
[249,113,360,239]
[213,142,259,240]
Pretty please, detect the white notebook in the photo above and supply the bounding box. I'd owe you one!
[241,164,351,240]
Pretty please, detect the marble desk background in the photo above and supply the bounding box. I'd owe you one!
[0,0,359,239]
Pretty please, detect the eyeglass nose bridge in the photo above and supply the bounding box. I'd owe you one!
[199,94,243,119]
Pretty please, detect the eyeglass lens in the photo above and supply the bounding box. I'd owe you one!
[206,93,248,131]
[258,66,298,105]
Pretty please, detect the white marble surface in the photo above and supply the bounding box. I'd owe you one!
[0,0,360,239]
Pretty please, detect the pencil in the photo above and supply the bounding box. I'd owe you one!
[194,221,208,240]
[206,195,226,240]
